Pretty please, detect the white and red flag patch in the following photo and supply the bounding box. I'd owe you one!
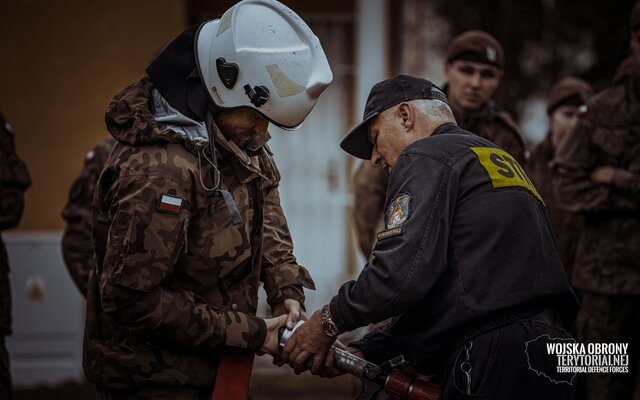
[157,194,183,214]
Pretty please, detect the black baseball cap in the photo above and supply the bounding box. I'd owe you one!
[340,74,448,159]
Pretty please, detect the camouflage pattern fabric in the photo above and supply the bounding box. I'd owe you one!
[576,293,640,400]
[553,58,640,400]
[83,77,315,389]
[351,100,525,259]
[450,100,526,164]
[0,111,31,334]
[553,59,640,295]
[527,135,583,279]
[351,162,388,258]
[61,137,116,297]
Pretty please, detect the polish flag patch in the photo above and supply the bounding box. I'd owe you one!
[157,194,183,214]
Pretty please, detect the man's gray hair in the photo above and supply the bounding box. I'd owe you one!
[410,99,455,123]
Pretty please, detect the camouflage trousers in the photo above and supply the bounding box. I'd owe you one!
[576,292,640,400]
[96,386,212,400]
[0,335,11,400]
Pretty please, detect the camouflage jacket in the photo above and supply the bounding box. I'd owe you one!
[553,60,640,294]
[527,135,583,278]
[451,100,526,164]
[351,101,525,258]
[83,77,315,389]
[352,163,388,258]
[0,112,32,333]
[61,137,116,297]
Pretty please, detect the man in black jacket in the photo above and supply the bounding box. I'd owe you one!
[283,75,580,400]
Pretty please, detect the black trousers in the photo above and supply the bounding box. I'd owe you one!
[442,310,584,400]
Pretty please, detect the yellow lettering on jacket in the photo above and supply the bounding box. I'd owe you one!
[471,147,545,205]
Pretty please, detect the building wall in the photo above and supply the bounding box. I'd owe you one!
[0,0,187,230]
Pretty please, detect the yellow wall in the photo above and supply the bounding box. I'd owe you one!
[0,1,187,230]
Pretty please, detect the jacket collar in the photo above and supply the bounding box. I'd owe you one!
[431,122,460,136]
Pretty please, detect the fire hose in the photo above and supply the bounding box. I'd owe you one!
[279,321,442,400]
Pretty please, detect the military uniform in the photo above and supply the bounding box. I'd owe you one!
[61,137,116,297]
[83,77,314,394]
[0,112,31,400]
[528,136,583,279]
[527,78,592,279]
[351,162,388,258]
[552,57,640,400]
[338,122,578,399]
[449,99,525,163]
[352,99,524,258]
[443,30,526,164]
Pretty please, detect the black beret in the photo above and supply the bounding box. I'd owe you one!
[445,30,504,69]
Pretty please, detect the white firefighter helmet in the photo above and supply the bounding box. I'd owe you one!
[196,0,333,129]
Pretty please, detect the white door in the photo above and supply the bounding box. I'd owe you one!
[266,15,356,313]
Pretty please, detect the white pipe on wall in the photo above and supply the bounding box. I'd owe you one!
[355,0,389,122]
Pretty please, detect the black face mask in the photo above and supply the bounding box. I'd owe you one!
[146,25,211,122]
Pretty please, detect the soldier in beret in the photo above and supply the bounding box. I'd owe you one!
[351,30,526,260]
[0,111,31,400]
[527,77,592,280]
[553,3,640,399]
[443,30,526,163]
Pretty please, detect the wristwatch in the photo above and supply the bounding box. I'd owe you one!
[321,304,340,338]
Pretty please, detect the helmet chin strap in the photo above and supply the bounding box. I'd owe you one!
[205,106,243,226]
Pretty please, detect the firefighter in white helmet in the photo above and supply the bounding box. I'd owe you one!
[83,1,332,398]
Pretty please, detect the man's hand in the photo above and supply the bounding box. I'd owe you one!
[272,299,307,330]
[591,166,617,184]
[282,308,336,374]
[259,314,288,356]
